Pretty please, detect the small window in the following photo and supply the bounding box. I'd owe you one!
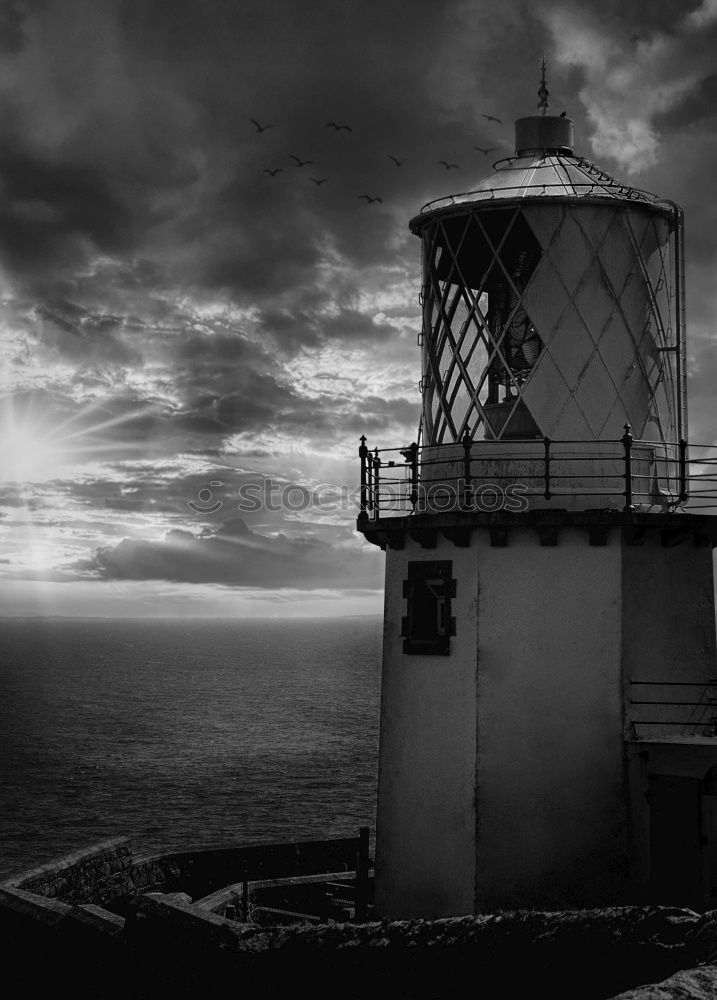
[401,561,456,655]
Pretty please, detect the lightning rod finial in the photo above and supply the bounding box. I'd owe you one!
[538,56,550,116]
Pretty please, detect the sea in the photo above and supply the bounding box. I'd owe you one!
[0,616,383,881]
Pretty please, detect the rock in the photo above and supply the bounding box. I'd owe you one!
[607,962,717,999]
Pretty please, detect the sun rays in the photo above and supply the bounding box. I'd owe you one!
[0,394,162,484]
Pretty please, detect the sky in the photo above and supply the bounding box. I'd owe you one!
[1,0,716,618]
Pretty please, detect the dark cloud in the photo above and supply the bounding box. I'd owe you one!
[685,336,717,444]
[0,0,712,311]
[654,72,717,132]
[342,397,419,436]
[90,516,383,590]
[0,140,140,282]
[0,1,26,55]
[32,463,366,540]
[0,0,541,302]
[31,298,142,366]
[255,303,398,354]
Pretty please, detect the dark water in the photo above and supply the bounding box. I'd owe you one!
[0,616,382,880]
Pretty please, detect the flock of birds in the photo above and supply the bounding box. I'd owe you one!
[248,114,506,205]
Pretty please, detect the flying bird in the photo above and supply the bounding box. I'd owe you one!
[263,168,283,176]
[439,160,459,169]
[324,122,352,132]
[359,195,383,204]
[290,155,314,167]
[481,114,502,123]
[387,155,405,166]
[310,177,329,185]
[249,117,274,133]
[474,146,498,155]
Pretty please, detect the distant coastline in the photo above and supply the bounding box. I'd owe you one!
[0,612,384,621]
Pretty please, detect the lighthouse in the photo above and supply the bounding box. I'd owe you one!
[358,76,717,918]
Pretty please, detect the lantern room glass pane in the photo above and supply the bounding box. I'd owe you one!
[421,207,546,443]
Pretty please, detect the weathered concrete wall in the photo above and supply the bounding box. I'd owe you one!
[476,527,625,909]
[375,538,478,919]
[376,527,627,916]
[622,539,717,732]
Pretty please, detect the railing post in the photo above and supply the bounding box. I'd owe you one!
[622,423,634,512]
[373,448,381,519]
[462,429,472,509]
[543,436,552,500]
[366,444,373,516]
[355,826,370,922]
[678,437,688,504]
[408,442,419,512]
[359,436,368,518]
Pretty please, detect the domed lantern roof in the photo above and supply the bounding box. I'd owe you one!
[409,141,672,226]
[410,65,674,229]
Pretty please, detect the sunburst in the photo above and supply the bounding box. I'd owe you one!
[0,395,158,484]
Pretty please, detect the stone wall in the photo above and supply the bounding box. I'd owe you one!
[2,884,717,1000]
[4,839,717,999]
[1,834,364,907]
[1,837,135,904]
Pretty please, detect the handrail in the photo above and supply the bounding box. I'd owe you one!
[627,679,717,737]
[356,430,716,520]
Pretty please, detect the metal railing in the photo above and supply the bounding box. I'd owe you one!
[358,426,717,520]
[628,681,717,738]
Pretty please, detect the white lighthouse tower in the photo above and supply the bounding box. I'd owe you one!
[358,76,717,918]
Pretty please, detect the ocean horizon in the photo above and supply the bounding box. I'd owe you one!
[0,615,382,880]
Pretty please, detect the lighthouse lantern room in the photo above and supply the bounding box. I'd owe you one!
[358,73,717,919]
